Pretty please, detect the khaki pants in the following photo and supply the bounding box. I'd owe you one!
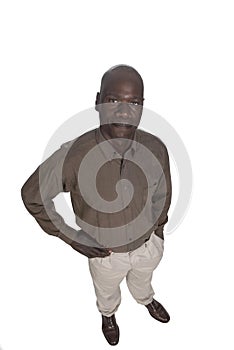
[88,232,164,317]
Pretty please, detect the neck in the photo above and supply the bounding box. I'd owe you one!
[99,126,134,156]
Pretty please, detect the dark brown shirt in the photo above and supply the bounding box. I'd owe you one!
[21,127,172,253]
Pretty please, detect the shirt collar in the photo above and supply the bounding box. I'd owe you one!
[95,127,139,161]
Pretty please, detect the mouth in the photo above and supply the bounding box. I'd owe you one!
[112,123,133,128]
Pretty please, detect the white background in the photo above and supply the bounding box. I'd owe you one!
[1,1,234,349]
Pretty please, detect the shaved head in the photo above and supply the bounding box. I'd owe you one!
[100,65,144,97]
[96,64,144,150]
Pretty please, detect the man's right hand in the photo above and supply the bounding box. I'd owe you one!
[70,240,112,258]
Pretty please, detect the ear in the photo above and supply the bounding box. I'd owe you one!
[95,92,100,111]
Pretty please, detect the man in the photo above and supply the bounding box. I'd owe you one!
[21,65,172,346]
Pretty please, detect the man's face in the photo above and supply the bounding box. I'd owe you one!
[96,71,144,139]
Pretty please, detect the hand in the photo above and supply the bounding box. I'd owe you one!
[70,240,112,258]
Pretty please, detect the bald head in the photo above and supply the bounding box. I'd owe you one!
[99,65,144,97]
[96,64,144,143]
[100,65,144,95]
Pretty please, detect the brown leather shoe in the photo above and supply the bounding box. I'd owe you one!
[145,299,170,323]
[102,314,119,346]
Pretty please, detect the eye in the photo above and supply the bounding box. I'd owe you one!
[130,101,140,106]
[109,98,118,103]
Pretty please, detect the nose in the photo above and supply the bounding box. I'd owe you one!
[115,102,130,120]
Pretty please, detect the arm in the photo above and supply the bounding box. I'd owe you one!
[21,141,110,258]
[153,146,172,239]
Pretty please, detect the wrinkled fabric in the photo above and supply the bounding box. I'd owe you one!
[21,127,172,253]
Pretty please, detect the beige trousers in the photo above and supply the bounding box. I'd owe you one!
[88,232,164,317]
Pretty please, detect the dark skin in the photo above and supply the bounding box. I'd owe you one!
[71,240,112,258]
[96,67,144,155]
[72,66,144,258]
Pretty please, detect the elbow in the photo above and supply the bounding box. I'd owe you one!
[21,181,30,209]
[21,167,40,211]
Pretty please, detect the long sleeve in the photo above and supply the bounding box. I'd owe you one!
[21,141,78,245]
[153,146,172,239]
